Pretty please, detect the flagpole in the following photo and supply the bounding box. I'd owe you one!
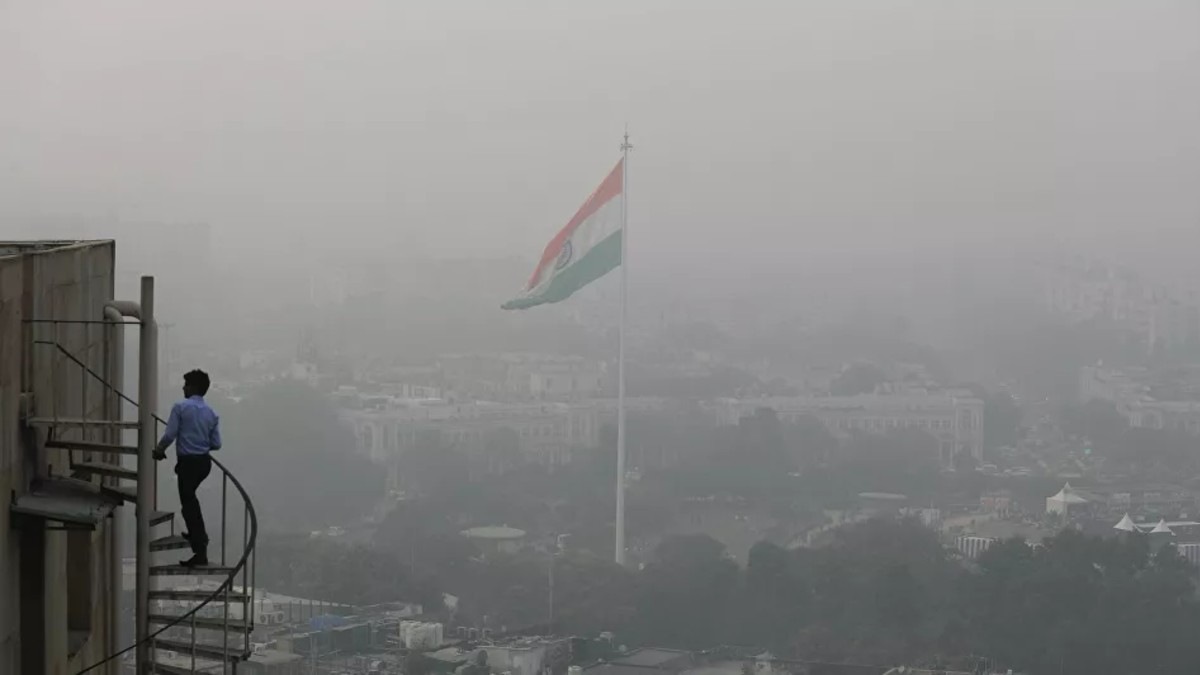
[616,128,632,565]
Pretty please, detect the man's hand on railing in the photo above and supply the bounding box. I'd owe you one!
[153,436,171,461]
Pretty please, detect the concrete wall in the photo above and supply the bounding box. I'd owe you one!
[0,248,26,673]
[0,241,121,675]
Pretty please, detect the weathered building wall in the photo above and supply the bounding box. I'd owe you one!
[0,249,26,673]
[0,241,121,675]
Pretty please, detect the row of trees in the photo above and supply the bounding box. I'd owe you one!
[258,517,1200,674]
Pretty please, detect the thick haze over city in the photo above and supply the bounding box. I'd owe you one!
[3,2,1200,675]
[3,2,1197,271]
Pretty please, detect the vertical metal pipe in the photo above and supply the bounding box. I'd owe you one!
[103,307,126,675]
[135,276,157,672]
[97,315,110,674]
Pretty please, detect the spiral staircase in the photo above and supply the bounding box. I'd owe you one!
[20,278,258,674]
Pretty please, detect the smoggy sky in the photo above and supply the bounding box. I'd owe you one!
[2,1,1197,275]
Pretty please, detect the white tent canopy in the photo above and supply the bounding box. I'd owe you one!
[1151,519,1175,535]
[1114,513,1137,532]
[1046,482,1088,515]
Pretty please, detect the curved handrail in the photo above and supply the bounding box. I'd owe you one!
[76,446,258,674]
[34,341,259,675]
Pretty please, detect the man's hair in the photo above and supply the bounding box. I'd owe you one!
[183,369,211,396]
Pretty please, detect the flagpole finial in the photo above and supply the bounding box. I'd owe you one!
[621,125,632,153]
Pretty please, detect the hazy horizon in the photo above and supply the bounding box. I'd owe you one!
[3,1,1197,280]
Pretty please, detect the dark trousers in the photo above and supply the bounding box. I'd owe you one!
[175,454,212,556]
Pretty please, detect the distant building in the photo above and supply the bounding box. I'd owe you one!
[1080,365,1200,435]
[585,647,695,675]
[1176,543,1200,566]
[481,636,571,675]
[713,388,984,466]
[438,353,606,401]
[339,396,600,485]
[955,536,996,560]
[461,526,526,556]
[1110,513,1200,565]
[1042,254,1200,355]
[399,621,444,649]
[1046,481,1199,525]
[979,490,1014,515]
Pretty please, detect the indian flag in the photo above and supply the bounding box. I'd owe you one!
[502,158,624,310]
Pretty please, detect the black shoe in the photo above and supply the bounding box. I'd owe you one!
[181,531,192,542]
[180,554,209,568]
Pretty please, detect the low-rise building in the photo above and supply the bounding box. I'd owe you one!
[399,621,444,649]
[461,526,526,556]
[481,636,571,675]
[340,396,600,485]
[439,353,606,401]
[1080,365,1200,435]
[585,647,694,675]
[712,389,984,466]
[955,535,996,560]
[1042,254,1200,355]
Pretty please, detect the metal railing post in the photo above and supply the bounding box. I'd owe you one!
[135,276,157,672]
[52,320,60,433]
[190,611,197,673]
[251,539,257,630]
[243,505,251,651]
[155,418,165,533]
[222,473,228,566]
[81,319,89,460]
[223,583,231,675]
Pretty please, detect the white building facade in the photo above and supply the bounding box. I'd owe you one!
[712,390,984,466]
[340,397,601,486]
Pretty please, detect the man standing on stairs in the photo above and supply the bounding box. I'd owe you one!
[153,368,222,567]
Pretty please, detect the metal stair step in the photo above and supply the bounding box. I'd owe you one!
[149,612,249,632]
[26,417,139,429]
[149,588,249,602]
[150,510,174,526]
[150,534,192,552]
[151,637,246,662]
[103,484,136,503]
[152,564,237,577]
[46,438,139,455]
[70,461,137,481]
[147,663,212,675]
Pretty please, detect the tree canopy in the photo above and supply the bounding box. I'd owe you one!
[260,516,1200,673]
[211,378,384,531]
[829,363,889,396]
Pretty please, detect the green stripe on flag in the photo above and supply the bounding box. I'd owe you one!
[502,230,622,310]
